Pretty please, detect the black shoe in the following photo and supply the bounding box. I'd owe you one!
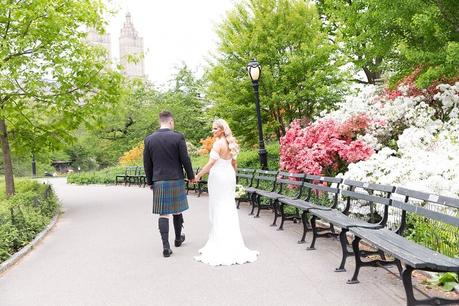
[163,248,173,257]
[174,234,186,247]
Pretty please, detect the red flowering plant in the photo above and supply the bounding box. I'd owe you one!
[280,114,374,177]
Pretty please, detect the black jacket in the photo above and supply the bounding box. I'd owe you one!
[143,128,195,185]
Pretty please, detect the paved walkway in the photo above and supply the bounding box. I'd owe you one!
[0,178,406,306]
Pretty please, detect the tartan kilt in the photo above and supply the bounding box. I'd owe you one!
[152,179,189,215]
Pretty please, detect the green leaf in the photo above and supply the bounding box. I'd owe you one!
[442,282,456,292]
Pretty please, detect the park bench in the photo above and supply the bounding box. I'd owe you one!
[277,175,342,239]
[308,179,395,272]
[196,175,208,197]
[129,166,146,187]
[236,168,256,209]
[184,168,208,197]
[115,166,138,185]
[256,172,305,226]
[347,187,459,306]
[246,170,279,217]
[185,168,200,194]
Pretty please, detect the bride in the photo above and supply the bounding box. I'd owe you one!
[194,119,259,266]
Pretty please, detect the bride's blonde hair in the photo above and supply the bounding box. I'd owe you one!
[213,119,240,159]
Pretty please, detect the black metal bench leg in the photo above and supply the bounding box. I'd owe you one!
[347,236,362,284]
[249,193,256,215]
[271,200,279,226]
[335,229,350,272]
[307,215,318,250]
[298,210,308,244]
[277,203,285,231]
[236,199,241,209]
[402,266,459,306]
[395,259,403,277]
[293,208,300,223]
[254,195,262,218]
[402,266,417,306]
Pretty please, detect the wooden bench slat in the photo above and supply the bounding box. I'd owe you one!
[303,182,339,194]
[350,227,459,271]
[341,190,391,205]
[343,179,395,193]
[279,197,332,211]
[306,174,342,183]
[391,199,459,227]
[311,208,382,229]
[395,187,459,209]
[276,179,303,186]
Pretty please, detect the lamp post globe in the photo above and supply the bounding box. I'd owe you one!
[246,58,268,170]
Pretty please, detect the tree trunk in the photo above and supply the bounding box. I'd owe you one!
[363,57,383,84]
[0,119,15,197]
[362,67,381,84]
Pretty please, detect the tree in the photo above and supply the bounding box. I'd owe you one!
[206,0,347,146]
[75,65,208,168]
[318,0,459,87]
[0,0,124,196]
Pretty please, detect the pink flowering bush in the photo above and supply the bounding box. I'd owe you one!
[280,114,374,176]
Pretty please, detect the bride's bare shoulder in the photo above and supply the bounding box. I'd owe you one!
[212,139,224,152]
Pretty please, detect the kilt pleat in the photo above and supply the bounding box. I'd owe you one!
[152,179,188,214]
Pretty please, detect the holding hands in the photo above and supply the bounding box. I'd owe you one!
[190,174,202,184]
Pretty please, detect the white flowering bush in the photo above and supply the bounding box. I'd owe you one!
[235,184,246,198]
[320,81,459,257]
[322,82,459,197]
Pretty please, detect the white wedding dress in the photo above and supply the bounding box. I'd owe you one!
[194,150,259,266]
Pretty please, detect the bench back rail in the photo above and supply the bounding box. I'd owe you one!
[252,170,279,192]
[391,187,459,257]
[274,171,305,199]
[303,175,342,209]
[341,179,395,226]
[236,168,256,187]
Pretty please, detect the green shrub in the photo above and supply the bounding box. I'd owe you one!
[67,166,125,185]
[190,155,208,169]
[0,180,59,263]
[238,142,279,169]
[68,142,280,186]
[406,214,459,258]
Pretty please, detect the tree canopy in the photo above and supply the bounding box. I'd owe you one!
[0,0,124,196]
[318,0,459,87]
[206,0,347,145]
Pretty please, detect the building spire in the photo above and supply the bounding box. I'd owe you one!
[119,12,145,78]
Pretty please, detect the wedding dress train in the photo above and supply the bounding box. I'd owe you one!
[194,150,259,266]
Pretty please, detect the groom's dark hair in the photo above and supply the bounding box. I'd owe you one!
[159,111,173,123]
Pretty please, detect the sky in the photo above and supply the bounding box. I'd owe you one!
[106,0,236,87]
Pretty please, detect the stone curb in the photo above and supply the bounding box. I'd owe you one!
[0,213,59,275]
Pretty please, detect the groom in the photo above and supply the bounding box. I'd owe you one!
[143,111,195,257]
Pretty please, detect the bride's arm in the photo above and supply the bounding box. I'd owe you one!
[195,158,216,182]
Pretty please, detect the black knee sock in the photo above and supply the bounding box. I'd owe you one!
[158,218,170,249]
[173,213,184,240]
